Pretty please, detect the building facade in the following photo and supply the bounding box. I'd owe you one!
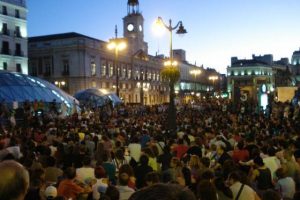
[28,0,218,105]
[0,0,27,74]
[227,54,292,103]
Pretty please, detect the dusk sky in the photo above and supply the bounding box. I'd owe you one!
[28,0,300,73]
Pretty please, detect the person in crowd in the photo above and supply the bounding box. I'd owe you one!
[76,155,95,184]
[275,167,296,199]
[44,156,63,185]
[0,160,30,200]
[92,166,108,200]
[197,180,218,200]
[57,167,92,199]
[227,171,261,200]
[116,172,135,200]
[134,154,153,189]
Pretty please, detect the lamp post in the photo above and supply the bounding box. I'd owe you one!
[54,80,65,89]
[155,16,187,133]
[190,69,202,92]
[107,27,127,97]
[209,75,218,95]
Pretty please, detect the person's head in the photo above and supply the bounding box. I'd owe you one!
[197,180,218,200]
[262,189,281,200]
[64,167,76,180]
[237,141,244,150]
[145,172,161,186]
[214,177,233,199]
[105,185,120,200]
[275,168,287,179]
[227,171,241,186]
[44,185,57,200]
[82,156,91,166]
[170,157,182,168]
[253,156,264,167]
[115,149,125,160]
[119,164,134,177]
[46,156,56,167]
[118,173,130,186]
[94,166,106,179]
[139,154,149,166]
[201,170,215,181]
[200,157,210,168]
[129,183,196,200]
[0,160,30,200]
[189,155,201,169]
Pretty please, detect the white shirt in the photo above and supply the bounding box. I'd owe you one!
[275,177,296,199]
[76,167,95,183]
[128,143,141,162]
[263,156,281,179]
[230,182,257,200]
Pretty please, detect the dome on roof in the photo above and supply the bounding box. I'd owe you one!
[74,88,122,108]
[0,70,78,109]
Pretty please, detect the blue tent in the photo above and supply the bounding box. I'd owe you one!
[74,88,122,108]
[0,70,78,110]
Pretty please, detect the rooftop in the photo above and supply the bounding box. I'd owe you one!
[29,32,104,43]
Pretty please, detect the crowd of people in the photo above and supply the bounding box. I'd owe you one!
[0,98,300,200]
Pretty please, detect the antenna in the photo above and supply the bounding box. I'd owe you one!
[115,25,118,38]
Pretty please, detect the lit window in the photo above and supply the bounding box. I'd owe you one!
[91,61,96,76]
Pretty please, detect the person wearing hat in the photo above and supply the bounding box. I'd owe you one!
[250,156,273,195]
[45,185,57,200]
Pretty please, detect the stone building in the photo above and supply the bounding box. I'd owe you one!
[0,0,27,73]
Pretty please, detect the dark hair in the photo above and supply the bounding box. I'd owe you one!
[129,183,196,200]
[253,156,264,166]
[228,171,241,182]
[105,185,120,200]
[47,156,56,167]
[237,141,244,150]
[262,189,281,200]
[82,156,91,166]
[197,180,217,200]
[64,167,76,179]
[275,168,286,179]
[94,166,106,179]
[145,172,161,185]
[139,154,149,165]
[200,157,210,168]
[201,170,215,180]
[119,164,134,177]
[214,177,233,198]
[119,173,130,186]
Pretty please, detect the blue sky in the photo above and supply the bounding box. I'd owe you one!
[27,0,300,73]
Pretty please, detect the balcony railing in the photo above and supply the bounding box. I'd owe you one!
[14,50,24,57]
[62,71,70,76]
[1,29,10,36]
[1,48,11,55]
[14,31,21,38]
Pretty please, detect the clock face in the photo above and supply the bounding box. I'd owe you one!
[139,25,143,32]
[127,24,134,32]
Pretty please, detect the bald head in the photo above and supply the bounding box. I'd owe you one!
[0,160,29,200]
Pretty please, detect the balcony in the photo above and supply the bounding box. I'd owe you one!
[1,29,10,36]
[1,48,11,55]
[14,31,22,38]
[14,50,24,57]
[62,71,69,76]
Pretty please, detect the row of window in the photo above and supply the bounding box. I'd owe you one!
[1,62,22,72]
[1,23,22,37]
[94,82,168,91]
[1,41,23,56]
[1,5,21,18]
[228,70,272,76]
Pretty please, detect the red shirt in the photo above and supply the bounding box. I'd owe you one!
[57,179,84,200]
[173,145,189,159]
[232,149,249,163]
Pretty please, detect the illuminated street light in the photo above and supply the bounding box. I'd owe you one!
[55,80,65,88]
[190,68,202,92]
[209,75,219,93]
[107,26,127,97]
[154,16,187,132]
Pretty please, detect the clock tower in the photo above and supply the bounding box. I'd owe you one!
[123,0,148,55]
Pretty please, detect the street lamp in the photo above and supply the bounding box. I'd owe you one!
[190,69,202,92]
[209,75,219,94]
[107,37,127,97]
[55,80,65,88]
[155,16,187,132]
